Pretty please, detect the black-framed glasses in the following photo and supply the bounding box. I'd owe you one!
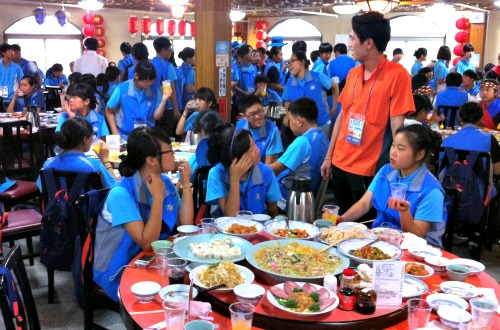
[247,109,266,118]
[158,149,174,156]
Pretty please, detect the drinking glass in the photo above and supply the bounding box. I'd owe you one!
[236,211,253,221]
[390,183,407,200]
[166,258,188,285]
[229,302,255,330]
[162,80,172,92]
[155,247,175,277]
[201,218,216,234]
[469,298,497,330]
[322,205,340,225]
[407,298,431,330]
[163,300,186,330]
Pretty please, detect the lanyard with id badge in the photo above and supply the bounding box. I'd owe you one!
[346,61,388,145]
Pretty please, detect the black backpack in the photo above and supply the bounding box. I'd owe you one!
[439,148,485,226]
[40,169,91,271]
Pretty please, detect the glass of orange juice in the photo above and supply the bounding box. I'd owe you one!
[322,205,340,225]
[230,302,254,330]
[162,80,172,92]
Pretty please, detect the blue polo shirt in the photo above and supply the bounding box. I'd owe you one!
[312,58,329,76]
[56,110,109,140]
[432,60,449,88]
[411,61,423,77]
[0,59,24,102]
[180,62,195,108]
[260,89,283,107]
[17,58,38,76]
[327,55,355,83]
[150,56,178,110]
[13,90,45,112]
[117,54,135,72]
[44,74,68,87]
[237,63,257,93]
[434,86,470,127]
[456,59,475,75]
[236,118,283,163]
[184,111,200,132]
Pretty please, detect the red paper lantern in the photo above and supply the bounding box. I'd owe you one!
[453,44,464,57]
[142,16,151,36]
[255,30,267,41]
[93,14,104,25]
[455,31,469,43]
[97,37,106,48]
[95,26,105,37]
[156,18,165,36]
[190,21,195,38]
[83,25,95,37]
[128,15,139,36]
[167,19,176,36]
[456,17,470,30]
[178,19,187,38]
[83,13,94,25]
[255,19,267,31]
[452,57,462,66]
[96,48,106,57]
[256,40,267,49]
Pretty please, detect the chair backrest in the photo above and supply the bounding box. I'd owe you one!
[0,120,35,179]
[44,87,62,110]
[437,105,460,130]
[442,187,462,252]
[193,165,213,217]
[0,245,41,330]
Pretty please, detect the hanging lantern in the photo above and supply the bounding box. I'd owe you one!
[167,19,176,36]
[83,13,94,25]
[93,14,104,25]
[156,17,165,36]
[178,19,187,38]
[55,8,70,27]
[255,19,267,31]
[142,16,152,37]
[95,26,105,37]
[455,31,469,43]
[453,44,464,57]
[256,40,267,49]
[452,57,462,66]
[33,6,47,25]
[83,25,95,37]
[128,15,139,37]
[97,37,106,48]
[456,17,470,30]
[96,48,106,57]
[190,21,195,38]
[255,30,267,41]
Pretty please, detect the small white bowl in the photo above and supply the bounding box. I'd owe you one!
[177,225,200,236]
[131,281,161,304]
[437,306,472,328]
[252,214,271,222]
[409,246,442,262]
[446,264,470,282]
[233,283,265,305]
[424,256,450,274]
[447,258,485,276]
[337,222,367,230]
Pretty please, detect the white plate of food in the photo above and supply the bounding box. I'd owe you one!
[439,281,478,299]
[402,276,428,299]
[317,227,377,246]
[426,293,468,311]
[216,219,264,240]
[404,262,434,280]
[158,284,198,301]
[337,238,403,265]
[447,258,485,276]
[267,281,338,315]
[189,262,254,292]
[265,220,319,240]
[337,222,368,231]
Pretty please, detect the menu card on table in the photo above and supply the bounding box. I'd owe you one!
[372,261,405,306]
[107,134,121,153]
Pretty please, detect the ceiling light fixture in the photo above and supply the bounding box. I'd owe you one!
[230,10,246,22]
[333,0,360,14]
[161,0,189,5]
[354,0,400,14]
[78,0,104,11]
[494,0,500,6]
[171,5,185,19]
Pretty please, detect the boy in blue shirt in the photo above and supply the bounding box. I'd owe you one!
[269,97,329,199]
[253,74,282,107]
[44,63,68,88]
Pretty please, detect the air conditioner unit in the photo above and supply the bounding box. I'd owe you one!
[469,12,485,24]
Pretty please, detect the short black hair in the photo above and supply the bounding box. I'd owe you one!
[66,82,97,109]
[193,110,223,135]
[153,37,172,53]
[459,101,483,124]
[68,72,82,84]
[239,95,262,114]
[55,117,92,150]
[462,43,474,54]
[0,43,13,56]
[288,97,318,124]
[352,12,390,53]
[412,94,432,117]
[334,43,347,55]
[51,63,63,72]
[237,45,252,58]
[292,40,307,53]
[413,47,427,59]
[178,47,194,61]
[437,46,451,61]
[194,87,218,111]
[20,75,37,87]
[393,48,403,56]
[292,51,310,69]
[79,73,97,91]
[11,44,21,52]
[84,38,99,51]
[445,72,462,87]
[319,43,333,54]
[484,63,495,73]
[134,60,156,81]
[105,66,120,82]
[310,50,320,64]
[411,73,429,91]
[462,69,478,80]
[120,42,132,54]
[207,124,252,167]
[131,43,149,61]
[266,46,281,61]
[254,74,269,85]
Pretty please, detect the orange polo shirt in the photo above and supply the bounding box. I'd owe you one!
[333,58,415,177]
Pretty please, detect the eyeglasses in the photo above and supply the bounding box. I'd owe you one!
[246,109,266,118]
[158,149,174,156]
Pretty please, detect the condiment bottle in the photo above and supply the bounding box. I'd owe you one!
[338,268,355,311]
[323,275,337,293]
[355,287,377,314]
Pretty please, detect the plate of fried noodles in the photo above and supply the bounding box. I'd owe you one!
[189,261,254,292]
[337,238,403,265]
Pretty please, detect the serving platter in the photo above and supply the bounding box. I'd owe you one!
[216,219,264,240]
[317,227,377,246]
[189,263,254,292]
[337,238,403,265]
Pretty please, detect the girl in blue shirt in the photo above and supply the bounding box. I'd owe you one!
[176,87,218,136]
[206,125,281,218]
[338,124,447,247]
[411,47,427,77]
[7,75,45,113]
[93,126,193,301]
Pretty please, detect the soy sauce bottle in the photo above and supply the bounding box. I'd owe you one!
[355,287,377,314]
[338,268,355,311]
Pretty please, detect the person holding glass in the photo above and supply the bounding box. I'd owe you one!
[337,124,447,248]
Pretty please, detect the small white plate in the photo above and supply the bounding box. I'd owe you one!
[404,262,434,280]
[447,258,485,276]
[440,281,478,299]
[189,263,254,292]
[402,276,428,298]
[216,219,264,240]
[252,214,271,222]
[337,222,367,230]
[426,293,468,310]
[158,284,198,301]
[408,246,442,262]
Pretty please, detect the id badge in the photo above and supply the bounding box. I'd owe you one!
[134,118,147,128]
[346,113,365,145]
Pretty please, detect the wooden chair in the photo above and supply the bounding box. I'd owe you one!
[39,169,103,304]
[192,165,213,223]
[442,187,462,253]
[43,87,62,110]
[0,120,36,180]
[437,105,460,130]
[0,245,41,330]
[75,188,119,330]
[0,180,40,212]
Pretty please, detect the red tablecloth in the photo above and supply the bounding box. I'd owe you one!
[119,234,500,330]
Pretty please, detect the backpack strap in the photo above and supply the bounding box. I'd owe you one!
[465,150,481,168]
[43,168,60,199]
[0,212,8,254]
[0,267,23,330]
[444,147,459,165]
[67,172,91,204]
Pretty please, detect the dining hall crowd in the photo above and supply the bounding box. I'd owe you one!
[1,11,500,303]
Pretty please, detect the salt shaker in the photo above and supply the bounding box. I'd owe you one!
[323,275,337,293]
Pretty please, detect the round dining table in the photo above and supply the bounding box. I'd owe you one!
[119,232,500,330]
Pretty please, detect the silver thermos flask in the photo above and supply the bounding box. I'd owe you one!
[26,105,40,128]
[287,176,315,223]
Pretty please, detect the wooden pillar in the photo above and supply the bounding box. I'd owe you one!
[194,0,232,122]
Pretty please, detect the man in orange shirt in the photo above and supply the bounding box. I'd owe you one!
[321,12,415,218]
